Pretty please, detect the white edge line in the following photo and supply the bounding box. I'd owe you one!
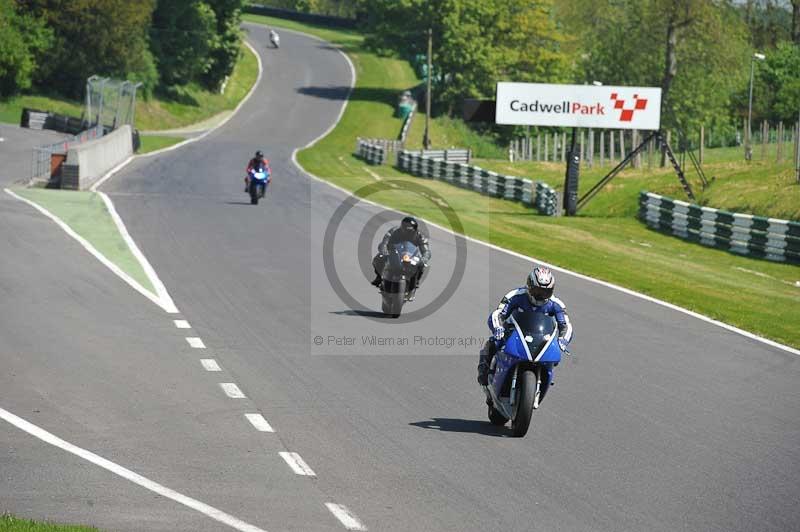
[220,382,246,399]
[201,359,222,372]
[278,451,316,476]
[245,413,274,433]
[4,188,172,313]
[325,503,367,531]
[0,406,268,532]
[174,319,191,329]
[284,26,800,358]
[97,191,179,313]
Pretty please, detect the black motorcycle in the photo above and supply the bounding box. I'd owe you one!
[379,241,423,317]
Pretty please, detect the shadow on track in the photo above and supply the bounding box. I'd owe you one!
[330,309,395,319]
[297,86,399,104]
[224,201,257,206]
[409,418,508,437]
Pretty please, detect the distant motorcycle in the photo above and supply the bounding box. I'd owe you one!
[378,241,423,317]
[247,167,270,205]
[482,310,565,437]
[270,30,280,48]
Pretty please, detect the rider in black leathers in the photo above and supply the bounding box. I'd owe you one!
[371,216,431,300]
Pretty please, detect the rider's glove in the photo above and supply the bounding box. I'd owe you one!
[493,327,505,341]
[558,338,569,353]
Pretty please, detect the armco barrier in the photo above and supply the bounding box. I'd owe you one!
[638,191,800,264]
[397,150,558,216]
[61,125,133,190]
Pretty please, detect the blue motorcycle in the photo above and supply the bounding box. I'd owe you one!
[248,167,270,205]
[483,310,564,437]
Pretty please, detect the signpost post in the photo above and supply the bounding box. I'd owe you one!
[495,82,662,215]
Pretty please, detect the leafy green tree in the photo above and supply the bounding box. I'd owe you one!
[558,0,749,134]
[0,0,53,96]
[150,0,217,86]
[749,40,800,122]
[359,0,569,114]
[201,0,244,90]
[17,0,157,98]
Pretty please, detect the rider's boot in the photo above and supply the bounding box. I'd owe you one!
[477,339,496,386]
[371,272,382,288]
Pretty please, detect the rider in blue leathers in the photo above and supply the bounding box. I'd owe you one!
[477,266,573,385]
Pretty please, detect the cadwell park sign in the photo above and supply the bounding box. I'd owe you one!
[495,82,662,130]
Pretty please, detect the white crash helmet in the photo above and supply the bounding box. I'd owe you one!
[526,266,554,306]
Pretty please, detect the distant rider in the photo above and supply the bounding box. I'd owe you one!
[269,29,280,48]
[477,266,573,385]
[371,216,431,300]
[245,150,271,192]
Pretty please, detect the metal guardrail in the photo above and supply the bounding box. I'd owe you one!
[639,191,800,264]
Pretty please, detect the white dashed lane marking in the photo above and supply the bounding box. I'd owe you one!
[245,413,274,432]
[279,452,316,476]
[174,320,191,329]
[201,359,222,372]
[220,383,246,398]
[186,337,206,349]
[325,503,367,531]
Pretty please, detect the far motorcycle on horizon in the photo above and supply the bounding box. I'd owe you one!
[482,310,566,437]
[247,166,270,205]
[377,241,424,317]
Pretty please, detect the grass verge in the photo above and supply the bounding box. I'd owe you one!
[248,16,800,348]
[12,188,155,295]
[139,135,186,154]
[0,514,98,531]
[0,42,258,133]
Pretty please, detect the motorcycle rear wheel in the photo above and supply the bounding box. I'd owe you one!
[488,405,508,426]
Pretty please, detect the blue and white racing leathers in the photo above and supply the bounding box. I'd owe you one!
[487,288,573,344]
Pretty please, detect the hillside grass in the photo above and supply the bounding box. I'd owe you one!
[0,42,258,133]
[227,17,800,348]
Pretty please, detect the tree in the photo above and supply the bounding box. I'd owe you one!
[792,0,800,43]
[558,0,749,134]
[749,41,800,122]
[201,0,244,90]
[150,0,217,86]
[0,0,52,96]
[17,0,157,98]
[359,0,569,115]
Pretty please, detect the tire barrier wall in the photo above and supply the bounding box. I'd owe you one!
[355,139,387,165]
[638,191,800,264]
[397,150,558,216]
[61,125,133,190]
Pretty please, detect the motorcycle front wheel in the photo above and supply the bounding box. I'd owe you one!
[511,369,536,437]
[250,182,259,205]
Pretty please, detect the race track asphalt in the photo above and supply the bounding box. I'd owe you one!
[3,22,799,532]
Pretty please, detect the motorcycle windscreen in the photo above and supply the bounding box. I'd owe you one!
[384,241,421,280]
[510,310,560,363]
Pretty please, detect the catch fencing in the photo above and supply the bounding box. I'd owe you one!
[638,192,800,264]
[397,150,558,216]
